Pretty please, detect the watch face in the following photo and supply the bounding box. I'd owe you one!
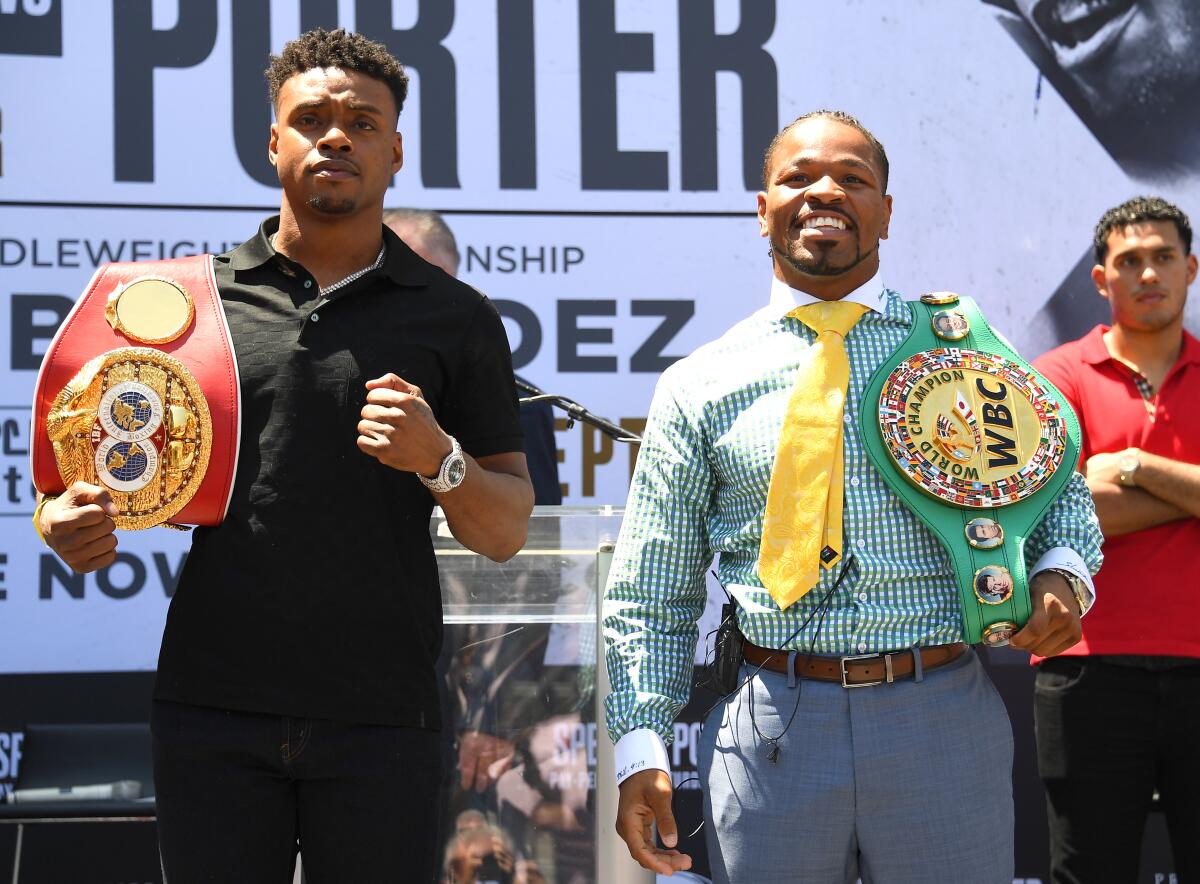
[447,457,467,486]
[1119,454,1139,473]
[1066,577,1091,614]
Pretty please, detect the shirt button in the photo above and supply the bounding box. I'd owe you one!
[843,413,852,424]
[310,313,320,322]
[855,538,866,549]
[850,477,861,487]
[858,592,868,602]
[304,280,313,288]
[857,642,868,653]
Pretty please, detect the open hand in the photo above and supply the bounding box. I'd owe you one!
[616,769,692,875]
[457,730,516,792]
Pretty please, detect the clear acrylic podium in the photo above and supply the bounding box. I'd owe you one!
[433,505,653,884]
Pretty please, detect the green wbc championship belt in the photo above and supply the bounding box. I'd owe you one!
[859,293,1081,646]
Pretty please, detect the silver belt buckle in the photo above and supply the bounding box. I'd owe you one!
[840,652,893,688]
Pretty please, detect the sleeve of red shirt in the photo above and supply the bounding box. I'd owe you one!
[1024,341,1103,581]
[1034,343,1087,467]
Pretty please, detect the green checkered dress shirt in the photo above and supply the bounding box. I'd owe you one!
[603,282,1103,745]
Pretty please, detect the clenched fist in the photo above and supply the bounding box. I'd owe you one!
[1009,571,1083,657]
[356,373,453,477]
[37,482,119,574]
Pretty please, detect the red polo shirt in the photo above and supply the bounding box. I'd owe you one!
[1034,326,1200,657]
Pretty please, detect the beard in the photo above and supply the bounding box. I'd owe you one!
[771,230,876,278]
[308,194,356,215]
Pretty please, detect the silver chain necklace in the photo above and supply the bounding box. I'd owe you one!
[270,234,386,297]
[319,244,386,296]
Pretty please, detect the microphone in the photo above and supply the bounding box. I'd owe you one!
[513,378,544,397]
[5,779,143,803]
[513,379,641,443]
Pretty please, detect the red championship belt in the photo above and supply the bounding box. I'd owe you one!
[31,255,240,529]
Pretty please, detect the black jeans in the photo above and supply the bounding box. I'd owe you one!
[152,699,443,884]
[1035,656,1200,884]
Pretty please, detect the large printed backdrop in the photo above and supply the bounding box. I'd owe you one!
[2,0,1197,676]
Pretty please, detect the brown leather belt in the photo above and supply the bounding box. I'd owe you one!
[742,640,967,688]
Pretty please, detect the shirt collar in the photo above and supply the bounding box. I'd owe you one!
[226,217,278,271]
[767,268,886,317]
[1182,330,1200,365]
[765,268,910,327]
[1080,323,1200,368]
[228,215,429,287]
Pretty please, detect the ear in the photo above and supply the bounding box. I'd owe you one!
[756,191,769,238]
[880,194,893,241]
[391,132,404,175]
[1090,264,1110,301]
[1187,252,1198,287]
[268,122,279,167]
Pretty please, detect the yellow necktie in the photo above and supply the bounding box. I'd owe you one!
[759,300,869,610]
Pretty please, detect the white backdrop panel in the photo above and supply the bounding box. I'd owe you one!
[1,0,1197,672]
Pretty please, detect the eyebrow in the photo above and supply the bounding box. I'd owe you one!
[288,98,386,116]
[779,155,878,176]
[346,99,386,115]
[1114,244,1178,258]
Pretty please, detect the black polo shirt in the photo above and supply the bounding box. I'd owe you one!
[154,217,524,727]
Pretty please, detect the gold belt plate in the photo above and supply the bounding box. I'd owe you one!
[46,347,213,529]
[878,349,1068,508]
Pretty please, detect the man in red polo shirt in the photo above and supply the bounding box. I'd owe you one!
[1033,196,1200,883]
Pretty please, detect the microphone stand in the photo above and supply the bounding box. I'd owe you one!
[515,379,642,444]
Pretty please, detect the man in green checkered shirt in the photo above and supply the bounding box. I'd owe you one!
[604,111,1103,883]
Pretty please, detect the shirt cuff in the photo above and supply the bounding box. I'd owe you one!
[614,728,671,786]
[1030,546,1096,617]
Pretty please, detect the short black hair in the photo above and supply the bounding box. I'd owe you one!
[762,109,889,192]
[266,28,409,122]
[1093,196,1193,264]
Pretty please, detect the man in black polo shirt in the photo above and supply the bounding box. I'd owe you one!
[35,28,533,882]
